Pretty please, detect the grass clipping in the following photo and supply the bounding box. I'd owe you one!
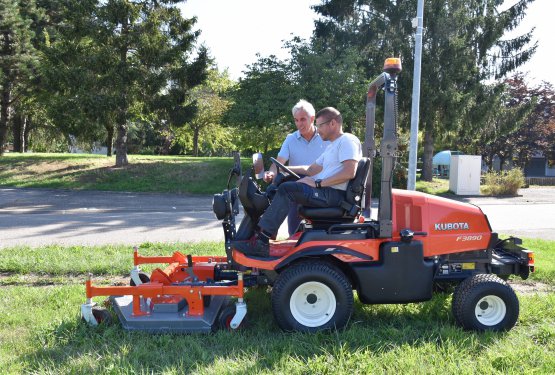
[481,168,525,196]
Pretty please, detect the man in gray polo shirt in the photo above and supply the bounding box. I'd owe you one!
[264,99,329,236]
[235,107,362,257]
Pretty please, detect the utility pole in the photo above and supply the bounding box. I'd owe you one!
[407,0,424,190]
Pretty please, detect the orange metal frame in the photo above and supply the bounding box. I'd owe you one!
[86,250,244,317]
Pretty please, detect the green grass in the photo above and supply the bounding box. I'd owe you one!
[0,153,250,194]
[415,177,451,195]
[1,239,554,374]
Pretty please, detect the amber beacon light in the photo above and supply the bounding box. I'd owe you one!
[383,57,402,75]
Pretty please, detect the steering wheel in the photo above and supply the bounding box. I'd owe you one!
[270,157,300,180]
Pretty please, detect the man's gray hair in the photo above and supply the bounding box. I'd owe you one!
[292,99,315,117]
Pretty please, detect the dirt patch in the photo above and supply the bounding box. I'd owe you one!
[2,272,553,296]
[508,280,554,295]
[0,272,128,287]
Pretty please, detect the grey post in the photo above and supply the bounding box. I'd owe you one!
[407,0,425,190]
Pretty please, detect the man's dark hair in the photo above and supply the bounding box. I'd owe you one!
[316,107,343,125]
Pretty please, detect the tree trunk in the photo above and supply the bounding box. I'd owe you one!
[12,112,23,152]
[106,124,114,156]
[114,16,129,167]
[0,83,12,156]
[23,115,31,152]
[421,128,434,181]
[12,112,27,152]
[193,126,199,157]
[115,121,128,166]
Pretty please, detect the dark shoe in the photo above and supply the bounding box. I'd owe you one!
[232,237,270,257]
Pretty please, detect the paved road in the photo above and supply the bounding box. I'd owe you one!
[0,187,554,248]
[454,187,555,240]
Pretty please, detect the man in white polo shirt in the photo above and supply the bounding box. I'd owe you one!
[264,99,329,236]
[235,107,362,257]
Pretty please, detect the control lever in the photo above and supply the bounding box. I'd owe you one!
[186,255,199,281]
[400,229,428,243]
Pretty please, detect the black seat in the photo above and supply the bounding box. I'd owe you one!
[298,157,371,225]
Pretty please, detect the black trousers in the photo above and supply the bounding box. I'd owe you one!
[258,181,346,236]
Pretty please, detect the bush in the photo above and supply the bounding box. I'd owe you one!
[481,168,525,196]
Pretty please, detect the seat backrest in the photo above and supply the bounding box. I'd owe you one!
[344,157,371,207]
[297,157,371,226]
[238,174,269,221]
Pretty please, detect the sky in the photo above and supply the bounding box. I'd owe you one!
[180,0,555,86]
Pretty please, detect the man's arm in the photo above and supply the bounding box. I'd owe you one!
[298,160,358,187]
[289,162,323,176]
[264,156,288,182]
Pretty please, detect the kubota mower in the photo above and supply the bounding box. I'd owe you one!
[82,58,534,333]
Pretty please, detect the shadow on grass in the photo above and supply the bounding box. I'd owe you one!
[20,289,507,373]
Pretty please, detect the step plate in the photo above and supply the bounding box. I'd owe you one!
[110,295,230,333]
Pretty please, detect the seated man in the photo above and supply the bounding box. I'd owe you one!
[264,99,330,236]
[234,107,362,257]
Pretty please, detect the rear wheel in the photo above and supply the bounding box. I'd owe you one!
[271,261,353,332]
[452,274,519,331]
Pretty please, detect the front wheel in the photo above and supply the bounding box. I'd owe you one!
[452,274,519,331]
[271,261,353,332]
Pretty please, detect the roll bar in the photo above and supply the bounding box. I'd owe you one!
[364,58,401,238]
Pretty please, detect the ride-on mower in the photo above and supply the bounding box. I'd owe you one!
[82,58,534,333]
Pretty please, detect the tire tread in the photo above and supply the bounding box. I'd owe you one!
[271,260,353,332]
[452,273,518,331]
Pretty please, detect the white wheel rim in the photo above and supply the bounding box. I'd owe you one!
[289,281,336,327]
[475,295,506,326]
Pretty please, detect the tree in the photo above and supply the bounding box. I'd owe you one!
[225,55,295,153]
[312,0,537,180]
[0,0,42,155]
[42,0,209,165]
[458,77,532,169]
[497,77,555,170]
[178,68,234,156]
[226,40,371,154]
[286,38,369,137]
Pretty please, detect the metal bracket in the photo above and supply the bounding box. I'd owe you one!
[81,300,98,326]
[130,267,143,286]
[230,301,247,329]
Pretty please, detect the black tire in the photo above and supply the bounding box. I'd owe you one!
[452,274,519,332]
[271,261,353,332]
[91,306,113,325]
[130,271,150,286]
[217,304,246,331]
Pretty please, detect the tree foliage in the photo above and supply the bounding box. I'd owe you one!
[312,0,537,180]
[483,76,555,170]
[226,39,370,153]
[173,68,236,156]
[41,0,209,165]
[0,0,43,155]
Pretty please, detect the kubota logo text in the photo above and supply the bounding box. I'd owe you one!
[434,222,469,231]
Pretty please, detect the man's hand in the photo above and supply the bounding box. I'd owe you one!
[263,171,275,183]
[298,176,316,187]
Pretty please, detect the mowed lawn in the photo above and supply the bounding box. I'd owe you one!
[1,240,554,374]
[0,153,247,194]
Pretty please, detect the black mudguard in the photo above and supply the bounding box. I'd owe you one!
[352,241,434,304]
